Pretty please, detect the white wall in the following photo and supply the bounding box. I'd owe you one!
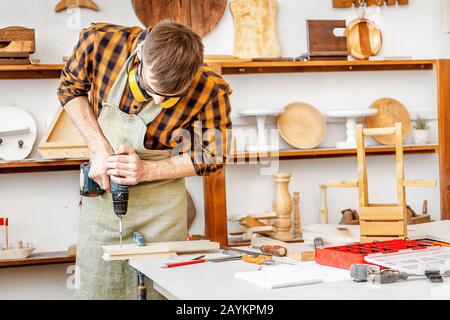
[0,0,448,299]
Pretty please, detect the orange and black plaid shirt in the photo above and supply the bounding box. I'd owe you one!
[57,23,232,175]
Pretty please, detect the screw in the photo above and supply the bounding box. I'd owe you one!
[18,140,24,148]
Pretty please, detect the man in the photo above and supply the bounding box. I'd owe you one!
[57,20,232,300]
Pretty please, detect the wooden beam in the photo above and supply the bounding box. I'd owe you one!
[203,168,228,245]
[437,60,450,220]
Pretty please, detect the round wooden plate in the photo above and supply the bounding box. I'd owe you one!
[277,102,327,150]
[365,98,411,146]
[131,0,227,37]
[345,18,382,60]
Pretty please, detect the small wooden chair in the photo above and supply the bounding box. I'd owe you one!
[356,122,435,243]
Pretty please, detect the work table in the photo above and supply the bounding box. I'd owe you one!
[129,257,448,300]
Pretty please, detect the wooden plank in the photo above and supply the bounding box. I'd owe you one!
[360,221,406,236]
[102,240,219,257]
[227,145,438,162]
[0,251,75,268]
[324,181,358,188]
[359,206,405,220]
[204,168,228,246]
[0,64,63,79]
[403,180,437,187]
[356,124,369,207]
[361,236,404,243]
[437,60,450,220]
[363,127,396,136]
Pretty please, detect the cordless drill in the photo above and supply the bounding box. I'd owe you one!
[80,163,129,246]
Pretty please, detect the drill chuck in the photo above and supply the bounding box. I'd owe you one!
[111,181,129,217]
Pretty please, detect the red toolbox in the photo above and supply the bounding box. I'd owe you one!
[315,239,440,270]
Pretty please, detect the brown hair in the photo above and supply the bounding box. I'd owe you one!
[143,20,204,95]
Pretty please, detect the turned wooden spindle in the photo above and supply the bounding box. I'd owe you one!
[293,192,302,238]
[272,172,293,241]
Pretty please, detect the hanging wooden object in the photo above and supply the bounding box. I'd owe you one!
[131,0,227,37]
[333,0,408,8]
[230,0,282,59]
[345,18,382,60]
[356,123,436,243]
[38,108,89,159]
[272,172,294,241]
[0,27,35,65]
[55,0,99,12]
[365,98,410,146]
[277,102,327,150]
[307,20,348,61]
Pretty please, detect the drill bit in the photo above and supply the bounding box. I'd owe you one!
[119,217,123,248]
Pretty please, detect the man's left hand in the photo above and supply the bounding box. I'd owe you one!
[107,145,147,185]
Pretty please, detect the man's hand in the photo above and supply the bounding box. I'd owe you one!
[107,146,147,186]
[89,143,114,191]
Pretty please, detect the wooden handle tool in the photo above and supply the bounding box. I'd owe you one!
[242,255,273,265]
[260,245,287,257]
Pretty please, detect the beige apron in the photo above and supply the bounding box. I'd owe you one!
[75,51,187,300]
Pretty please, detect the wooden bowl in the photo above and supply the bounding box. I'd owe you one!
[365,98,411,146]
[345,18,382,60]
[277,102,327,149]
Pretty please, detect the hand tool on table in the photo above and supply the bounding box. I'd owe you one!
[80,162,129,247]
[257,245,287,257]
[242,255,274,265]
[221,246,272,257]
[133,231,147,300]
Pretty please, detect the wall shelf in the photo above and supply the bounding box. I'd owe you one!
[0,251,75,268]
[228,145,439,162]
[206,59,435,75]
[0,158,87,174]
[0,64,64,79]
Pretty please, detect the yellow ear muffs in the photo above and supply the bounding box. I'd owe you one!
[128,68,149,103]
[161,97,181,109]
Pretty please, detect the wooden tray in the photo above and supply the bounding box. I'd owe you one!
[365,98,411,146]
[277,102,327,149]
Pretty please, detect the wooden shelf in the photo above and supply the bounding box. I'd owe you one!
[207,59,435,75]
[0,64,64,79]
[227,145,439,162]
[0,158,87,174]
[0,251,76,268]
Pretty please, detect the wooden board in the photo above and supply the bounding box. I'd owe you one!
[38,107,89,159]
[131,0,227,37]
[345,19,382,60]
[307,20,348,60]
[365,98,411,145]
[55,0,99,12]
[277,102,327,149]
[102,240,220,261]
[230,0,282,59]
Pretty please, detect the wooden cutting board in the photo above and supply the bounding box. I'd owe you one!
[345,19,382,60]
[365,98,411,145]
[277,102,327,150]
[131,0,227,37]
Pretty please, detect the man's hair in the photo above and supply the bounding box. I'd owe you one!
[143,20,204,95]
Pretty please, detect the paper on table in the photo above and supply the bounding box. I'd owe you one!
[234,262,350,289]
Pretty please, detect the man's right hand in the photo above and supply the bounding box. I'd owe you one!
[89,143,114,192]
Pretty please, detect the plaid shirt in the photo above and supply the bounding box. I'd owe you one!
[57,23,232,176]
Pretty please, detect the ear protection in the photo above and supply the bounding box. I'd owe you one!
[128,67,181,109]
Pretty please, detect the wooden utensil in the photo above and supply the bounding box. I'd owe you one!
[54,0,99,12]
[345,18,382,60]
[131,0,227,37]
[365,98,411,145]
[277,102,327,149]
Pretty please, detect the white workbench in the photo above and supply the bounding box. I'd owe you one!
[129,257,449,300]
